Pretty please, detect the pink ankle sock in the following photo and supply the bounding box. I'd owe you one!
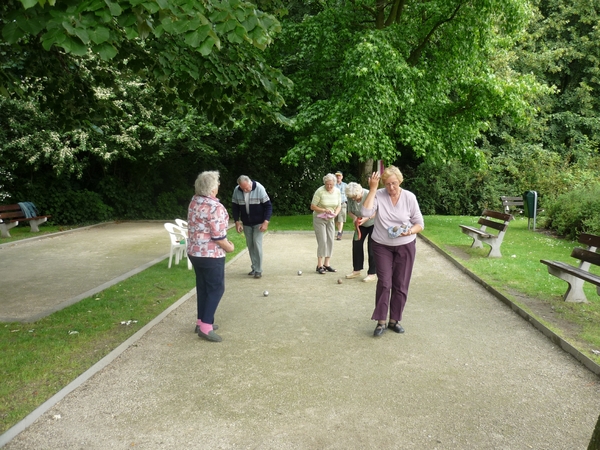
[198,321,213,334]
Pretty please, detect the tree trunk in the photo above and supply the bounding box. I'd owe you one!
[590,412,600,449]
[359,158,374,187]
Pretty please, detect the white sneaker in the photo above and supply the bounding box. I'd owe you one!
[345,271,361,279]
[362,274,377,282]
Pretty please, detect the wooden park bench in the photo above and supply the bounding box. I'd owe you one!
[501,194,544,230]
[501,196,524,215]
[459,209,514,258]
[0,203,51,238]
[540,233,600,303]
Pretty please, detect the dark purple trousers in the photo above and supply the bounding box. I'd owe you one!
[371,239,416,322]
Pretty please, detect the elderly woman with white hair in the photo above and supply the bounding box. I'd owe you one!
[310,173,342,274]
[345,182,377,282]
[361,166,424,337]
[187,170,234,342]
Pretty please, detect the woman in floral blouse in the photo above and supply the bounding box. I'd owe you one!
[187,171,234,342]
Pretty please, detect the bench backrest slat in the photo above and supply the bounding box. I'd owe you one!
[579,233,600,249]
[482,209,513,222]
[478,217,508,232]
[0,204,22,213]
[501,196,523,204]
[571,248,600,266]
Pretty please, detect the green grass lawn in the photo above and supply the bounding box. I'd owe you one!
[1,216,599,434]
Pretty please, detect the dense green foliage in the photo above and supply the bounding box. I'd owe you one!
[1,0,599,237]
[277,0,543,172]
[1,0,291,125]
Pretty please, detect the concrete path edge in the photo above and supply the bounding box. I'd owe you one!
[419,233,600,377]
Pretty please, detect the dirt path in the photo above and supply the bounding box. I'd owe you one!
[0,222,169,322]
[3,232,599,449]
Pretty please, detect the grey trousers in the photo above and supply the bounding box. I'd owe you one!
[243,224,264,274]
[313,216,335,258]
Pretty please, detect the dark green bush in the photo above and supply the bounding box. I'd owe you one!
[43,187,114,225]
[543,184,600,239]
[405,160,501,215]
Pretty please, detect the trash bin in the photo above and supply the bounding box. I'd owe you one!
[522,190,538,230]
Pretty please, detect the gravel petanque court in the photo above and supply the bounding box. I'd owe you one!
[1,229,599,449]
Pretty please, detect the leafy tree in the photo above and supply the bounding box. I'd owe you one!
[0,0,294,218]
[1,0,292,127]
[277,0,543,179]
[501,0,600,161]
[475,0,600,219]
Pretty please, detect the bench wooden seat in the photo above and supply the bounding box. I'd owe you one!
[540,233,600,303]
[459,209,514,258]
[0,203,51,238]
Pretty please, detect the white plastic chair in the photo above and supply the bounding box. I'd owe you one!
[164,223,188,269]
[173,219,193,270]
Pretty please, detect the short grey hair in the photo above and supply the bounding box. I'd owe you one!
[237,175,251,185]
[194,171,220,196]
[382,165,403,185]
[323,173,336,184]
[345,182,363,199]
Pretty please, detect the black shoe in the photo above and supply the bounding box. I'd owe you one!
[373,323,385,337]
[323,265,337,272]
[316,266,326,274]
[248,270,256,276]
[198,329,222,342]
[388,322,405,333]
[194,324,218,333]
[254,273,262,279]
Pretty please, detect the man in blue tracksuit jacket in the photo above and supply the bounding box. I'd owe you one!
[231,175,273,278]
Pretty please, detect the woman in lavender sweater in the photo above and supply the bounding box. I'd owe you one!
[361,166,424,337]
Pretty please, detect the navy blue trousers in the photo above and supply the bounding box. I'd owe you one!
[189,255,225,324]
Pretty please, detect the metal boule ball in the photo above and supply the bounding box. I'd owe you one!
[263,290,269,297]
[337,279,343,284]
[297,270,302,276]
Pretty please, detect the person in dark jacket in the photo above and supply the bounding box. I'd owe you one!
[231,175,273,278]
